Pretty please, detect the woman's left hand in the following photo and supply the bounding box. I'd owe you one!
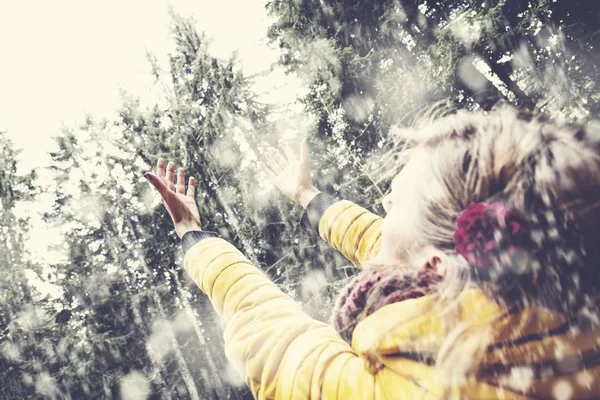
[144,159,202,238]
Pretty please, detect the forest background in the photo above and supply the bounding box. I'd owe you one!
[1,0,598,398]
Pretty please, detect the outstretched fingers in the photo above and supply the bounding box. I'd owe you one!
[300,137,310,166]
[186,176,196,198]
[165,161,176,191]
[157,158,166,179]
[176,168,185,194]
[265,151,284,175]
[258,161,277,180]
[279,140,296,163]
[269,147,288,170]
[145,172,174,202]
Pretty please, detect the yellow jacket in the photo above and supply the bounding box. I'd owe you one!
[183,197,600,399]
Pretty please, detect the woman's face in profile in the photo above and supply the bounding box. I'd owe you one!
[379,150,430,263]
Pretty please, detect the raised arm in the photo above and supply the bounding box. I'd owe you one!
[300,193,383,269]
[259,138,383,269]
[144,159,423,399]
[182,235,428,399]
[182,237,520,399]
[145,159,539,399]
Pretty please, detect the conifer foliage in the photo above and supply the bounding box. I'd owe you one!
[1,2,599,399]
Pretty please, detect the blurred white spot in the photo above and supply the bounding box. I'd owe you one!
[35,372,58,399]
[300,270,327,301]
[158,114,172,130]
[458,56,488,93]
[22,372,33,386]
[342,95,374,123]
[501,366,534,393]
[224,362,246,387]
[141,184,161,211]
[575,370,593,389]
[72,193,104,227]
[172,310,195,334]
[1,341,21,362]
[15,305,49,331]
[210,135,240,169]
[146,320,173,364]
[449,14,482,48]
[120,371,150,400]
[553,380,573,400]
[106,263,119,274]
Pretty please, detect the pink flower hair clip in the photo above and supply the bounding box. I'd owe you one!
[453,202,531,276]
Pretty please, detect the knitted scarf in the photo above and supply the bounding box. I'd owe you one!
[331,267,443,344]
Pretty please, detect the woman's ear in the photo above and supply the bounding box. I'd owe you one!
[418,246,448,275]
[425,256,441,270]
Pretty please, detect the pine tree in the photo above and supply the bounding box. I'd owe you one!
[263,0,600,321]
[30,12,292,399]
[0,132,46,399]
[266,0,600,183]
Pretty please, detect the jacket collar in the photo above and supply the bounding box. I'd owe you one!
[352,288,600,378]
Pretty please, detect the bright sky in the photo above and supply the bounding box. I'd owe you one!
[0,0,305,296]
[0,0,302,172]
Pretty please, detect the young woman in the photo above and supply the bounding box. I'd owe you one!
[144,105,600,399]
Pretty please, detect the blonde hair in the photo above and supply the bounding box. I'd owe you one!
[362,104,600,387]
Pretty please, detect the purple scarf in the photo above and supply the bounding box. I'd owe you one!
[331,267,443,343]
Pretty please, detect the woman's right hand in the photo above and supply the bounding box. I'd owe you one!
[258,137,321,209]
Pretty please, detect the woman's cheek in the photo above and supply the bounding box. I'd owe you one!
[379,196,425,265]
[379,212,407,262]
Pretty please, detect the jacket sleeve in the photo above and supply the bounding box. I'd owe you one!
[183,238,418,399]
[300,193,383,269]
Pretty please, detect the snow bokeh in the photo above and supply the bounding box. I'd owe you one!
[120,371,151,400]
[1,0,599,399]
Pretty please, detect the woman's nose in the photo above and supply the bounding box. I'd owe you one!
[382,194,392,213]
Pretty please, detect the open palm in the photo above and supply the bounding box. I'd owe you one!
[144,159,202,238]
[258,137,320,208]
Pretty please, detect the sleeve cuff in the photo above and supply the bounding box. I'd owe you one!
[300,192,338,234]
[181,230,220,255]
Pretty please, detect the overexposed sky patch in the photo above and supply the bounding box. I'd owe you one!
[1,0,305,277]
[0,0,302,172]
